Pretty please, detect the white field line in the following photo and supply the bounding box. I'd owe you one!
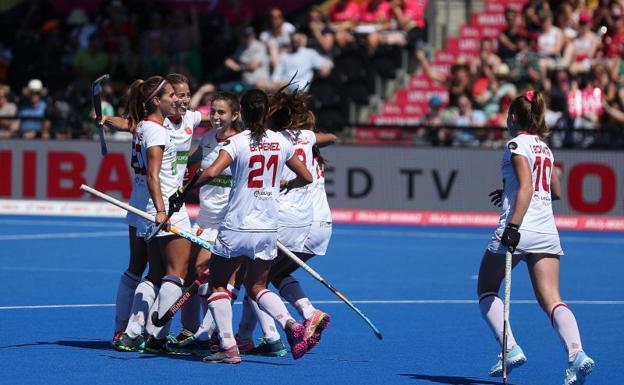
[0,231,127,241]
[333,229,624,244]
[0,266,119,274]
[0,219,126,228]
[2,299,623,311]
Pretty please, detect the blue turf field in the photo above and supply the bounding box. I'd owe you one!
[0,215,622,385]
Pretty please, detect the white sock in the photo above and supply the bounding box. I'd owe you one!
[152,275,184,339]
[479,292,517,352]
[124,279,158,338]
[551,303,583,362]
[207,292,236,349]
[194,284,215,341]
[114,270,141,332]
[145,294,159,336]
[237,296,258,341]
[255,289,294,330]
[279,276,316,319]
[250,297,280,341]
[181,292,200,333]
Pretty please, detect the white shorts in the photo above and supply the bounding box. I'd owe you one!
[278,224,312,254]
[303,221,332,256]
[192,221,220,243]
[487,227,564,256]
[212,228,277,261]
[135,206,192,239]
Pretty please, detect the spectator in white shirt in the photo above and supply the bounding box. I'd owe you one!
[224,27,271,90]
[259,7,296,68]
[271,33,333,91]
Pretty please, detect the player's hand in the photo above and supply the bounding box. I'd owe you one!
[168,188,184,213]
[155,211,169,229]
[489,189,503,207]
[501,223,520,252]
[183,168,190,185]
[280,179,290,193]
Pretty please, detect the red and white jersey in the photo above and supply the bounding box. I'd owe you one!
[310,155,332,223]
[220,129,295,232]
[127,119,178,215]
[278,129,316,227]
[500,133,557,234]
[197,129,238,224]
[164,110,202,185]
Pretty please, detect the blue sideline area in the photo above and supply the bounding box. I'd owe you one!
[0,215,621,385]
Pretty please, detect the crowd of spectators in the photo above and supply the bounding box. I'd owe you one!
[416,0,624,149]
[0,0,427,140]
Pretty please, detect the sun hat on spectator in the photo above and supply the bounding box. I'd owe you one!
[22,79,46,96]
[67,8,88,25]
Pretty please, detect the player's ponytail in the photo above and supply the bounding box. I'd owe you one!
[126,76,168,126]
[508,90,549,139]
[529,91,548,139]
[240,89,269,142]
[125,79,144,129]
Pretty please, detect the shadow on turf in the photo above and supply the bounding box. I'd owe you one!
[399,374,520,385]
[0,340,293,366]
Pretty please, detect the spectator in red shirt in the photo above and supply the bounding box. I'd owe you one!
[391,0,427,51]
[329,0,360,49]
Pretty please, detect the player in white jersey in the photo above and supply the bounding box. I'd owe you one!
[235,91,336,356]
[477,91,594,385]
[173,89,313,364]
[159,73,211,343]
[166,92,251,355]
[106,74,212,348]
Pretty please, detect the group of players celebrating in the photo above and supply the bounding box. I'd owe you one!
[104,73,335,364]
[100,73,594,384]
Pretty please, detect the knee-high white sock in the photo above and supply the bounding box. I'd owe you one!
[279,276,316,319]
[479,292,517,352]
[550,303,583,362]
[124,279,158,338]
[194,284,216,341]
[152,275,184,339]
[114,270,141,332]
[207,292,236,349]
[237,295,258,340]
[145,294,159,336]
[181,292,200,333]
[250,297,281,341]
[256,289,295,330]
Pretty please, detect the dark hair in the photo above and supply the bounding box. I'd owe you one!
[269,89,311,131]
[509,90,548,139]
[165,73,189,86]
[240,89,269,142]
[126,76,168,127]
[211,91,241,129]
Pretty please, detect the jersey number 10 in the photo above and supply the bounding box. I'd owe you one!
[248,154,278,188]
[532,155,552,193]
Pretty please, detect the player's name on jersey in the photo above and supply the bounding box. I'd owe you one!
[249,142,281,151]
[529,144,551,156]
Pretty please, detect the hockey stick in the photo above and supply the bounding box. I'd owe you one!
[276,241,383,340]
[145,168,203,242]
[79,184,214,252]
[502,247,513,384]
[151,268,211,327]
[92,74,110,156]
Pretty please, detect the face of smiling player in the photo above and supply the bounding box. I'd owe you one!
[170,82,191,118]
[210,99,239,131]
